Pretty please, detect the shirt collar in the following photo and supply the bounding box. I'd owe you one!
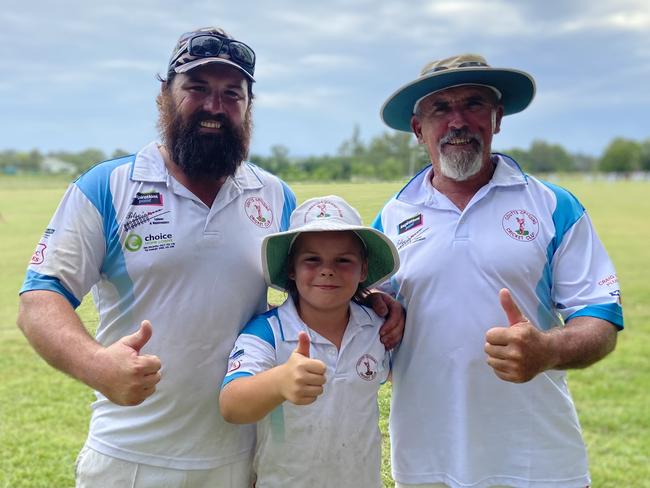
[130,141,264,191]
[278,296,378,345]
[396,153,527,206]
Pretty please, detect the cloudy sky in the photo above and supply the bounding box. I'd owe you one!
[2,0,648,159]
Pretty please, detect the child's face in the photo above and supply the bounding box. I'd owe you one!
[289,231,368,315]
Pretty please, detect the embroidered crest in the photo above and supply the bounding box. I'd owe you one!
[227,359,241,373]
[245,197,273,228]
[356,354,378,381]
[502,209,539,242]
[304,199,344,222]
[30,243,47,265]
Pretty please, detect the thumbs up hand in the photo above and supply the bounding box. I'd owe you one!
[280,331,327,405]
[484,289,556,383]
[91,320,162,406]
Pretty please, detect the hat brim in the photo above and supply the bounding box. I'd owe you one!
[174,57,255,81]
[262,224,400,292]
[381,67,535,132]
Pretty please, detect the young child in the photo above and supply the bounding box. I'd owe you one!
[219,195,400,488]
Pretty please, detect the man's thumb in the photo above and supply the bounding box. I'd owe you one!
[294,331,310,357]
[499,288,526,326]
[123,320,153,352]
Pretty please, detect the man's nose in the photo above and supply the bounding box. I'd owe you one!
[447,107,469,130]
[203,92,225,114]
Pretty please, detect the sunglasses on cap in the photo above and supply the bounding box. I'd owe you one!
[168,33,256,78]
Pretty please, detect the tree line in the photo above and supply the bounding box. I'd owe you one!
[2,128,649,180]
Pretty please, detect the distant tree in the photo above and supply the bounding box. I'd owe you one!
[571,153,598,172]
[503,147,534,171]
[599,138,641,173]
[111,148,131,158]
[338,124,365,159]
[52,148,106,172]
[527,140,574,172]
[366,131,417,176]
[639,138,650,171]
[5,149,43,172]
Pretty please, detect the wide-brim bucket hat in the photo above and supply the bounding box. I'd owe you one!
[381,53,535,132]
[262,195,400,292]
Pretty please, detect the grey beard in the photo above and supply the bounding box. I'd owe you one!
[439,149,483,181]
[437,131,484,181]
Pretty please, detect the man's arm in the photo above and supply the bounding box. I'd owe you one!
[484,288,618,383]
[17,290,162,405]
[220,332,326,423]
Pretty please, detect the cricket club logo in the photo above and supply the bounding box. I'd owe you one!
[502,209,539,242]
[244,197,273,228]
[227,359,241,373]
[30,243,47,265]
[356,354,378,381]
[304,199,344,222]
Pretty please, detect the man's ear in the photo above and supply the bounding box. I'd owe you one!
[493,105,504,135]
[411,116,425,144]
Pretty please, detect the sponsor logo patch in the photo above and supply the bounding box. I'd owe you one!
[132,191,163,206]
[398,214,423,234]
[244,197,273,228]
[123,209,172,232]
[356,354,378,381]
[598,274,618,287]
[229,349,245,360]
[125,233,143,252]
[124,232,175,252]
[609,290,623,305]
[396,227,427,250]
[502,209,539,242]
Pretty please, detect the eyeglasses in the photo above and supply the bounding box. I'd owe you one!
[168,33,256,78]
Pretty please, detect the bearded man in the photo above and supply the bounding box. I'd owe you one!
[17,26,291,488]
[374,55,623,488]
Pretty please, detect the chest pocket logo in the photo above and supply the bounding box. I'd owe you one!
[245,197,274,228]
[356,354,378,381]
[502,209,539,242]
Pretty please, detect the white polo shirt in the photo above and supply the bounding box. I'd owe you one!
[222,297,390,488]
[373,154,623,488]
[21,141,296,470]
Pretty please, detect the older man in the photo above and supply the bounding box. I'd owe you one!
[374,54,623,488]
[17,27,402,487]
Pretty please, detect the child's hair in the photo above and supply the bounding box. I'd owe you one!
[285,231,371,306]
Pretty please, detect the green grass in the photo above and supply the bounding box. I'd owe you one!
[1,175,648,487]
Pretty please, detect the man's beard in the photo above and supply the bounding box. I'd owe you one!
[437,129,484,181]
[158,94,252,181]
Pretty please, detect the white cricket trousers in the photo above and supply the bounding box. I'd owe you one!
[75,445,252,488]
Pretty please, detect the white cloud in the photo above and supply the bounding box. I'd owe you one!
[256,86,344,109]
[299,54,360,69]
[93,59,160,72]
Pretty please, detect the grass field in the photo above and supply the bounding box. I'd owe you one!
[1,174,649,487]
